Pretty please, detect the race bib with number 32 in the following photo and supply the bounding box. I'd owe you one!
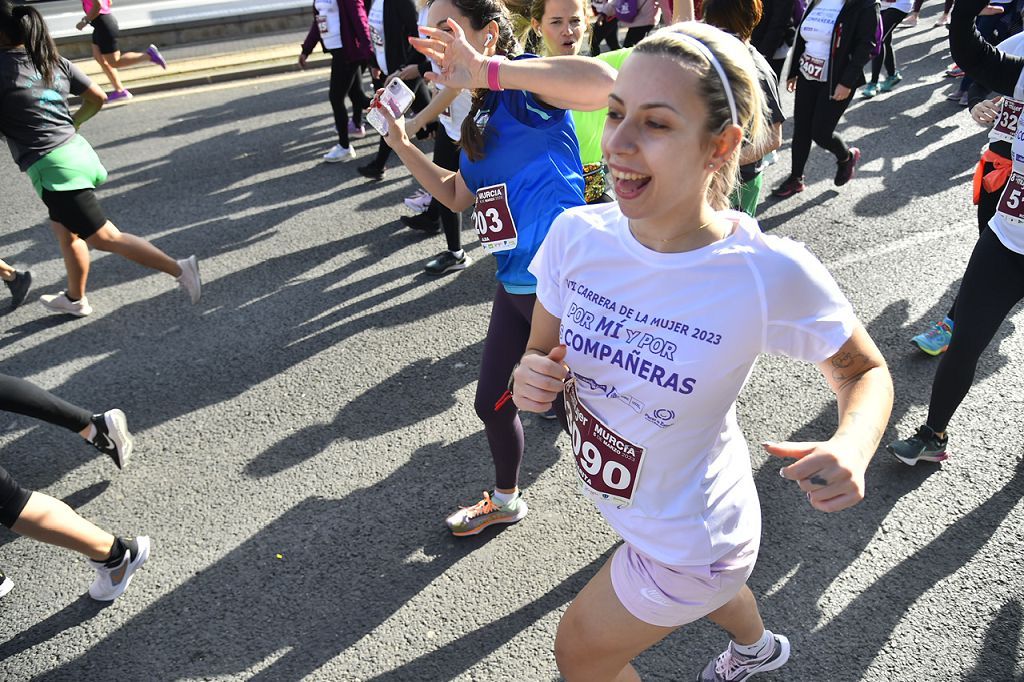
[564,376,647,508]
[473,183,518,253]
[991,98,1024,143]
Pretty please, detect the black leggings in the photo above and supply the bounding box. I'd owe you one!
[0,374,92,433]
[328,51,370,148]
[790,75,854,178]
[475,288,535,490]
[590,17,620,54]
[927,228,1024,432]
[623,25,653,48]
[0,374,94,528]
[947,165,1002,320]
[426,127,463,253]
[872,8,908,82]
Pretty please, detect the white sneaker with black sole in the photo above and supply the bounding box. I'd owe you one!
[88,536,150,601]
[698,632,790,681]
[40,291,92,317]
[88,409,134,470]
[176,255,201,304]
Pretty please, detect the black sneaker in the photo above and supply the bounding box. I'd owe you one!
[401,213,442,234]
[88,409,134,470]
[887,424,949,466]
[835,147,861,186]
[4,269,31,309]
[0,570,12,599]
[771,175,805,198]
[424,250,470,275]
[357,162,385,181]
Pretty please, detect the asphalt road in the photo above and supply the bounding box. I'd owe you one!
[1,22,1023,682]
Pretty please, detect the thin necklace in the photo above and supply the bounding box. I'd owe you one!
[632,219,718,245]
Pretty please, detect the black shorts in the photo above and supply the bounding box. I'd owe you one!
[41,188,108,238]
[0,464,31,529]
[91,13,120,55]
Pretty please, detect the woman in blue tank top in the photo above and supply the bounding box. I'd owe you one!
[377,0,615,536]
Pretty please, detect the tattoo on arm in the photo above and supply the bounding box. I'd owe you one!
[810,475,828,486]
[830,351,871,384]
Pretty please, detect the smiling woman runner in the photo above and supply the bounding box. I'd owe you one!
[376,0,615,536]
[0,2,200,316]
[510,21,893,682]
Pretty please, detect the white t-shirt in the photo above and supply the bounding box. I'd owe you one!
[436,85,473,141]
[881,0,913,13]
[990,64,1024,255]
[987,33,1024,147]
[314,0,343,51]
[529,205,857,566]
[368,0,388,74]
[799,0,843,82]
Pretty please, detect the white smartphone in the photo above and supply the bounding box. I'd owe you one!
[367,78,416,136]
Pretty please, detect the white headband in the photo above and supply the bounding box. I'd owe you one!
[673,32,739,128]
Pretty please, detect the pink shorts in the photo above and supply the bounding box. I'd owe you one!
[610,542,758,628]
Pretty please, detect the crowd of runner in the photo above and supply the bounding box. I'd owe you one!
[1,0,1021,678]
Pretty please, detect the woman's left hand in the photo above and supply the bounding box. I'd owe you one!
[831,84,852,101]
[764,439,868,512]
[76,19,88,30]
[372,89,411,149]
[410,20,488,91]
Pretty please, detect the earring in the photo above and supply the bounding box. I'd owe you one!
[707,162,715,169]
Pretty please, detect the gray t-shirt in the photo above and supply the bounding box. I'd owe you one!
[0,48,92,172]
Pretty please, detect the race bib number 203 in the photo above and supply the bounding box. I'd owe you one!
[473,183,518,253]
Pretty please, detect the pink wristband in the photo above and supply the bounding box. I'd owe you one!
[487,57,504,92]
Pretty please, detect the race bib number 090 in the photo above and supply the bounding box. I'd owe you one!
[564,377,646,508]
[473,183,518,253]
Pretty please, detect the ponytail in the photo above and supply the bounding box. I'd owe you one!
[0,2,60,86]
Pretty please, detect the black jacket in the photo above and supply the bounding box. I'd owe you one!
[371,0,426,74]
[787,0,880,93]
[752,0,796,62]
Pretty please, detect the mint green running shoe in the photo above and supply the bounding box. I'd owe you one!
[862,82,879,98]
[879,72,903,92]
[911,317,953,356]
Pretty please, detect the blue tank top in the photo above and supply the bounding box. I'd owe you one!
[459,58,585,294]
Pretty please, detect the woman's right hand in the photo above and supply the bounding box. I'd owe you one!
[513,346,569,413]
[410,19,489,91]
[786,78,797,93]
[972,96,1002,127]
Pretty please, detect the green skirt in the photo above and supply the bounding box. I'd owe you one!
[26,135,108,199]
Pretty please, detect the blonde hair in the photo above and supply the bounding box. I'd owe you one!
[505,0,589,56]
[634,22,768,210]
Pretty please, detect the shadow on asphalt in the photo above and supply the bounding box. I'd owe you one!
[0,595,109,661]
[964,597,1024,680]
[26,422,569,681]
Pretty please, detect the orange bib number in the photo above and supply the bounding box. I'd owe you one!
[473,183,518,253]
[564,377,647,508]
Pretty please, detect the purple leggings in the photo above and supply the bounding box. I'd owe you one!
[474,287,536,490]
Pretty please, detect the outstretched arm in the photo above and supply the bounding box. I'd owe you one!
[410,20,617,111]
[950,0,1024,96]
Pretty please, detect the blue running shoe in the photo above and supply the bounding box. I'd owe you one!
[911,317,953,356]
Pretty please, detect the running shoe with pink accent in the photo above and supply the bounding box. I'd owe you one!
[404,188,433,212]
[835,147,861,186]
[445,491,528,536]
[698,633,790,682]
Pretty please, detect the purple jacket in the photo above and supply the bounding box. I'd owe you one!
[301,0,373,63]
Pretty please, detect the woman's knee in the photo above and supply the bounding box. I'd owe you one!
[85,223,122,250]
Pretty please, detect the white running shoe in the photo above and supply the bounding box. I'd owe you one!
[88,409,134,470]
[88,536,150,601]
[404,188,433,212]
[323,144,357,163]
[698,633,790,681]
[40,291,93,317]
[176,255,201,304]
[0,571,12,599]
